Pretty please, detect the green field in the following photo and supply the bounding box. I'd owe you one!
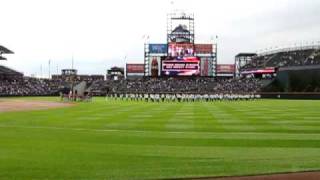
[1,97,320,179]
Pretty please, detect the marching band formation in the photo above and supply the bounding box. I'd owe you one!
[106,93,261,102]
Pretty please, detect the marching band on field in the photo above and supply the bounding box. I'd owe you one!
[106,93,261,102]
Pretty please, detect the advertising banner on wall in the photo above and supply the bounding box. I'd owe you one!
[241,67,275,75]
[216,64,235,74]
[195,44,213,54]
[149,44,168,54]
[168,43,194,57]
[126,64,145,74]
[161,56,200,76]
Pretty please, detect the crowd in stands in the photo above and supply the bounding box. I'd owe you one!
[3,46,320,97]
[3,45,320,96]
[0,78,61,96]
[243,48,320,70]
[306,49,320,65]
[8,47,319,96]
[0,77,266,97]
[267,49,315,67]
[89,77,264,95]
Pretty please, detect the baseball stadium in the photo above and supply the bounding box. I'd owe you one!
[1,1,320,180]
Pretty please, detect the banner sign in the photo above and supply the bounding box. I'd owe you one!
[241,67,275,75]
[126,64,144,73]
[195,44,213,54]
[217,64,235,73]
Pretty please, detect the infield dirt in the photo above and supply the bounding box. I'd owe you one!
[0,99,73,112]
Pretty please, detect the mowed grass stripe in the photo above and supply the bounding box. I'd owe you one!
[166,103,196,131]
[1,125,320,148]
[0,97,320,179]
[3,125,320,140]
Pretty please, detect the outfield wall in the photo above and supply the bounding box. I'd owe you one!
[276,65,320,92]
[261,65,320,98]
[260,92,320,100]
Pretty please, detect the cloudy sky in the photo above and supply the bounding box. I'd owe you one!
[1,0,320,77]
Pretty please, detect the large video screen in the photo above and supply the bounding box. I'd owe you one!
[168,43,194,57]
[161,57,200,76]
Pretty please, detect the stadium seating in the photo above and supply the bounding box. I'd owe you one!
[0,65,23,81]
[0,63,271,96]
[7,47,320,96]
[88,78,265,95]
[0,78,61,96]
[243,48,320,70]
[0,65,22,76]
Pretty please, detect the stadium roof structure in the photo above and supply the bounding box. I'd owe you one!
[170,25,191,43]
[279,64,320,71]
[0,45,14,61]
[0,45,14,54]
[0,65,23,75]
[235,53,257,58]
[172,25,190,34]
[110,66,124,71]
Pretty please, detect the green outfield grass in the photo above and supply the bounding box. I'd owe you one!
[1,97,320,179]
